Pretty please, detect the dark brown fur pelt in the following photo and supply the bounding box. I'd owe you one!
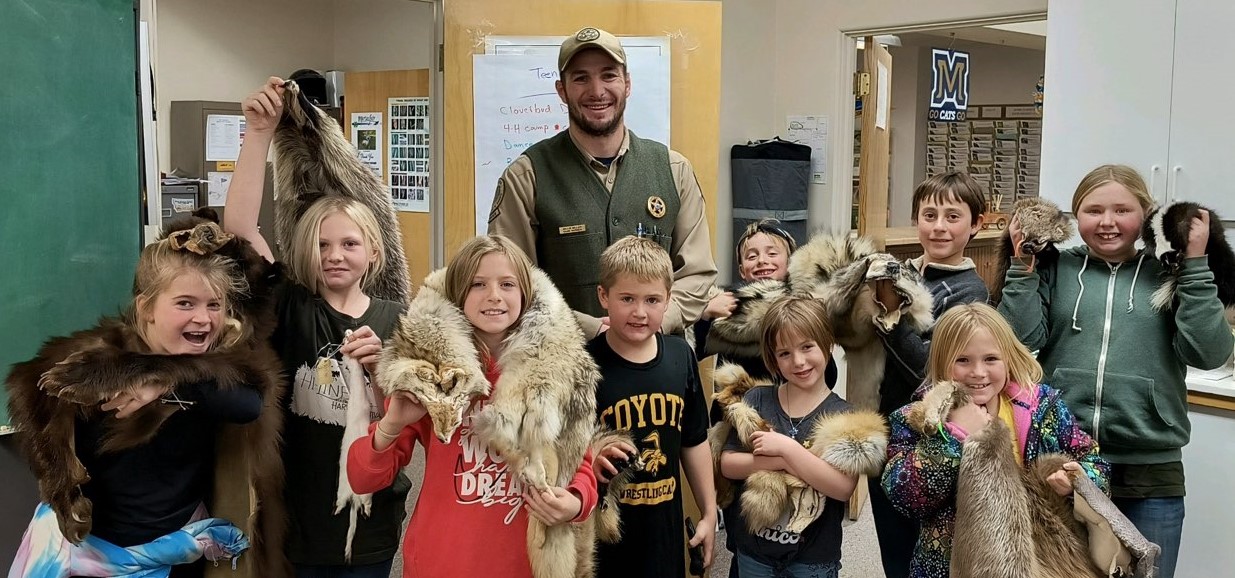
[272,80,410,303]
[5,209,290,576]
[589,429,643,545]
[707,233,933,412]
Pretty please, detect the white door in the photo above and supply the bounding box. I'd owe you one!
[1040,0,1176,210]
[1166,0,1235,218]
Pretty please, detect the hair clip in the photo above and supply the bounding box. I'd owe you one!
[159,389,196,411]
[168,222,234,255]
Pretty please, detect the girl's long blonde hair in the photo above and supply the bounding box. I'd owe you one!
[443,235,535,354]
[284,197,385,293]
[926,303,1042,392]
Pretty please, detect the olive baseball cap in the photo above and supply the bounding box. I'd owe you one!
[558,27,626,72]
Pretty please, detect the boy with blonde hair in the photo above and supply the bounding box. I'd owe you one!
[590,235,717,578]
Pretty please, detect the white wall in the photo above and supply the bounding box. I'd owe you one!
[154,0,434,173]
[885,38,1044,225]
[715,0,1046,249]
[1180,406,1235,577]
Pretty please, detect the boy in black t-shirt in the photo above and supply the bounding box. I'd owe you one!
[590,236,717,578]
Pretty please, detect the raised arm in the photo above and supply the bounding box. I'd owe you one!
[223,76,285,263]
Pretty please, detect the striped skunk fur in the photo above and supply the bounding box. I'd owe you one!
[273,79,410,303]
[1142,201,1235,312]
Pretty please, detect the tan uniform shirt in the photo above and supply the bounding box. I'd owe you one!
[488,130,717,337]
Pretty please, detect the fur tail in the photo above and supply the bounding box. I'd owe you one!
[809,409,889,477]
[740,471,790,532]
[527,521,577,578]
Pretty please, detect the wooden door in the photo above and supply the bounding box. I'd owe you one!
[344,69,432,292]
[857,36,892,237]
[1040,0,1175,208]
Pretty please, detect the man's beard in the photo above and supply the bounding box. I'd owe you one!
[568,98,626,138]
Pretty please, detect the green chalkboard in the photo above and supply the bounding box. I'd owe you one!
[0,0,141,431]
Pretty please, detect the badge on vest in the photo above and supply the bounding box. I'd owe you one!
[559,224,587,234]
[647,196,667,219]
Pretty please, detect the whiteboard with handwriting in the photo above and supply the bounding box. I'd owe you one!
[472,36,671,235]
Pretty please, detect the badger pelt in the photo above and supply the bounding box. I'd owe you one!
[999,197,1074,277]
[922,381,1157,578]
[376,265,598,578]
[1142,201,1235,314]
[5,209,290,576]
[590,429,644,545]
[713,365,887,533]
[272,79,410,303]
[708,233,933,412]
[708,362,772,508]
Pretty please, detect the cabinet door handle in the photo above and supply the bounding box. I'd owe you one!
[1150,165,1162,201]
[1168,165,1182,203]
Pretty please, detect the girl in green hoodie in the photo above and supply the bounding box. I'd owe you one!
[997,164,1233,578]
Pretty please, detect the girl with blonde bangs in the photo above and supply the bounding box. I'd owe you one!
[284,196,387,294]
[882,303,1108,578]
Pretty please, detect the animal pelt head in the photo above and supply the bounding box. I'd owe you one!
[1143,201,1235,313]
[906,379,969,435]
[377,268,490,443]
[272,79,410,303]
[999,197,1073,279]
[705,279,789,359]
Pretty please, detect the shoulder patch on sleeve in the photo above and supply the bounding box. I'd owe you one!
[488,179,505,224]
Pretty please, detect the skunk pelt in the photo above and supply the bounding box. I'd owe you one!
[715,366,887,534]
[5,208,289,577]
[1142,201,1235,313]
[273,79,410,303]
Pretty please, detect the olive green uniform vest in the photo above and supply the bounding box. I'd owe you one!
[524,131,678,316]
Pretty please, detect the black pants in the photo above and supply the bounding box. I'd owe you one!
[867,476,917,578]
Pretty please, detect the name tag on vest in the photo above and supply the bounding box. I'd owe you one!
[558,224,587,234]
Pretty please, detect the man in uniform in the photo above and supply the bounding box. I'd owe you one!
[488,26,717,337]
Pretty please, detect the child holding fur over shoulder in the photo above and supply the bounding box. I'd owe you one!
[346,235,599,578]
[718,296,887,578]
[882,303,1109,578]
[589,236,717,578]
[226,76,407,576]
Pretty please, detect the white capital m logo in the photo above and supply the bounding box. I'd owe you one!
[931,49,970,111]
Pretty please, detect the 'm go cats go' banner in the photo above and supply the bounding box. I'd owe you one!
[929,48,970,122]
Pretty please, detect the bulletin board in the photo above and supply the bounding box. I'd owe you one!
[443,0,722,258]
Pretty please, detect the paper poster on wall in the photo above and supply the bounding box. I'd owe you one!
[206,171,233,206]
[786,115,828,184]
[388,96,430,213]
[928,48,970,122]
[875,62,890,130]
[350,112,383,177]
[472,36,671,236]
[205,115,245,161]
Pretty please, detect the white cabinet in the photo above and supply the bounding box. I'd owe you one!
[1042,0,1235,218]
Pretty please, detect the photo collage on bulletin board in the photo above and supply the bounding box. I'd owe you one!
[389,96,430,212]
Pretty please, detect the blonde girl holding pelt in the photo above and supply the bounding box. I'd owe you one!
[227,77,407,577]
[882,303,1109,578]
[346,235,599,578]
[718,296,882,578]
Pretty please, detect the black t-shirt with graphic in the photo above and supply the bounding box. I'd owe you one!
[589,333,709,578]
[273,281,409,566]
[723,386,851,565]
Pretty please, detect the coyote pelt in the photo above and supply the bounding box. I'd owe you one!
[272,79,410,303]
[707,363,772,508]
[589,429,643,546]
[376,266,598,578]
[5,209,290,576]
[709,233,933,411]
[715,366,887,533]
[921,381,1157,578]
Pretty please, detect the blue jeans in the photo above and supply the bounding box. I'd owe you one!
[294,559,395,578]
[1113,497,1184,578]
[735,553,840,578]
